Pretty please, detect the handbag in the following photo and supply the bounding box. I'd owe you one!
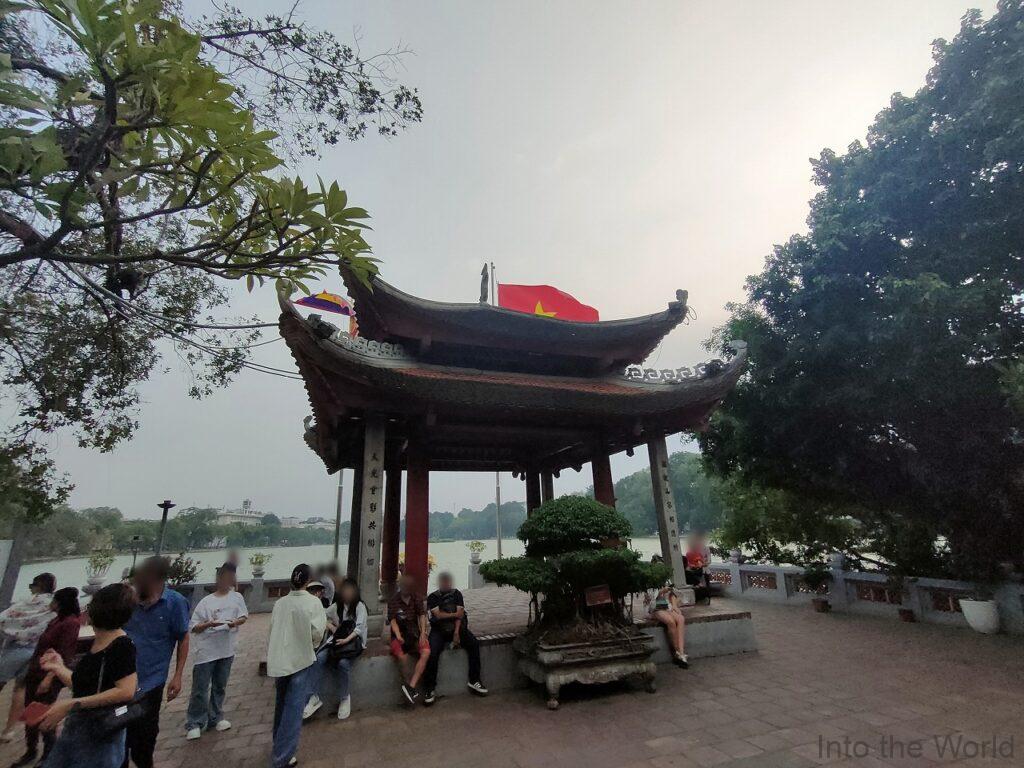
[327,618,364,663]
[78,653,146,738]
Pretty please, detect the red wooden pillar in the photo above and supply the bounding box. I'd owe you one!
[381,464,402,600]
[525,471,541,516]
[404,443,430,597]
[592,450,616,508]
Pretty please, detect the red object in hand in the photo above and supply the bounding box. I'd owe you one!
[21,701,51,728]
[497,284,599,322]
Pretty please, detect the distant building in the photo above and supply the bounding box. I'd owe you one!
[279,516,302,528]
[300,516,335,530]
[216,499,265,527]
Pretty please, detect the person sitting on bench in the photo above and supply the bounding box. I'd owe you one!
[421,572,488,705]
[685,532,712,604]
[388,575,431,706]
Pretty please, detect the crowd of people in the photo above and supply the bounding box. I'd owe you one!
[0,558,490,768]
[0,538,710,768]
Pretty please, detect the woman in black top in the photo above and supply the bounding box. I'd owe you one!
[38,583,138,768]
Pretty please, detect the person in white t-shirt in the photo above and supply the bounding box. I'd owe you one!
[184,566,248,740]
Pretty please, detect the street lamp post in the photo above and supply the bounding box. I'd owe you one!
[130,535,142,576]
[155,500,176,555]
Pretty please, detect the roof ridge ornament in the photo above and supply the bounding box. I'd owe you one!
[621,340,746,384]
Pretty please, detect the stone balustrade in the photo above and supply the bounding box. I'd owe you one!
[705,556,1024,634]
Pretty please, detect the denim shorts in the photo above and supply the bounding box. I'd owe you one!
[0,644,34,684]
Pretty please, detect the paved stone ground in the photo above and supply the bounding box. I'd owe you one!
[1,590,1022,767]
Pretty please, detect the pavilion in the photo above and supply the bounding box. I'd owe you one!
[277,274,746,626]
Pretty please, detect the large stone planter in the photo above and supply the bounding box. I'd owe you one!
[513,631,657,710]
[960,599,999,634]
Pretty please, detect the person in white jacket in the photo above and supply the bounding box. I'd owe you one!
[267,564,326,768]
[0,572,56,741]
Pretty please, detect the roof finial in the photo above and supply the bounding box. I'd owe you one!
[480,263,489,303]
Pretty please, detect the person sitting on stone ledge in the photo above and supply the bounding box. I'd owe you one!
[387,574,431,706]
[421,572,488,705]
[646,572,689,669]
[684,531,713,604]
[303,577,367,721]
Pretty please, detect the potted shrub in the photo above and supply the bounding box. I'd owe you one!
[168,553,200,587]
[466,540,486,564]
[397,552,437,573]
[84,549,116,595]
[801,562,831,612]
[479,496,669,709]
[249,552,272,578]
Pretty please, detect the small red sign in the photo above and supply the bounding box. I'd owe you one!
[585,585,613,607]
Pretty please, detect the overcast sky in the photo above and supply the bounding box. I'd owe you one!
[42,0,994,522]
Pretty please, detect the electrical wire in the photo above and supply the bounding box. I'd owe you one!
[51,264,304,380]
[59,263,281,330]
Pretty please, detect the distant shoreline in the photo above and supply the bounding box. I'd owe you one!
[22,532,665,565]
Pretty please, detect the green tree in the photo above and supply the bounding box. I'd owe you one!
[168,507,218,550]
[0,0,421,519]
[701,2,1024,576]
[260,513,281,527]
[610,451,725,536]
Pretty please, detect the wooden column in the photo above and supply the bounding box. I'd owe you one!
[525,471,541,516]
[541,471,554,503]
[380,463,402,601]
[592,448,616,508]
[647,433,686,587]
[404,442,430,597]
[345,455,364,580]
[356,415,387,616]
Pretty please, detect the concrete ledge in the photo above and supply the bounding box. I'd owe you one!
[309,604,756,714]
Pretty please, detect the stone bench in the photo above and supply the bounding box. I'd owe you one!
[301,603,756,714]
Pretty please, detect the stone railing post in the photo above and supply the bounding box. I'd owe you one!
[728,558,743,597]
[827,552,850,611]
[773,566,791,602]
[468,561,485,589]
[249,577,266,613]
[904,577,927,618]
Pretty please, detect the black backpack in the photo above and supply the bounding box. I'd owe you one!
[327,608,364,664]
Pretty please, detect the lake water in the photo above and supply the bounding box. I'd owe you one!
[15,536,668,598]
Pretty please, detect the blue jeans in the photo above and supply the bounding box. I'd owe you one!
[186,656,234,731]
[271,664,314,768]
[41,712,125,768]
[309,647,352,703]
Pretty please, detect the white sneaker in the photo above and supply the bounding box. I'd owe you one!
[214,720,232,732]
[467,681,489,696]
[186,727,202,741]
[302,695,322,720]
[337,696,351,720]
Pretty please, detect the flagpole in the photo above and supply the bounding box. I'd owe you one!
[491,261,502,558]
[332,469,344,563]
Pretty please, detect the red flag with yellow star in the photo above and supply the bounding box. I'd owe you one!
[497,284,599,322]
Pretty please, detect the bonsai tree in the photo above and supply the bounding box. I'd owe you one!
[86,548,116,578]
[479,496,669,639]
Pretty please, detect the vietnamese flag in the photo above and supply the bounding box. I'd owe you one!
[497,284,600,322]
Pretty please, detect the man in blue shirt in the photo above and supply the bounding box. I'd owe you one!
[123,556,190,768]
